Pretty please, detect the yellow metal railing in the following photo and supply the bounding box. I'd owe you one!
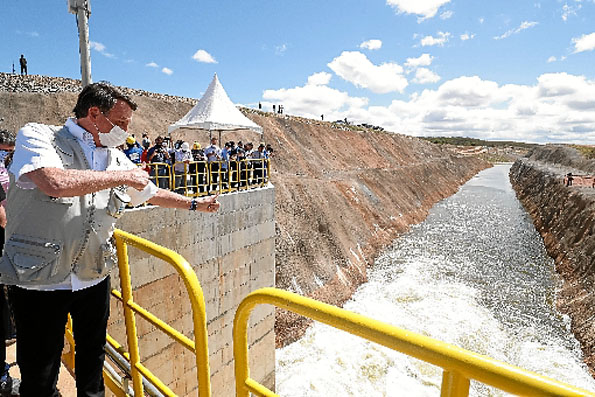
[233,287,595,397]
[111,229,211,396]
[147,162,173,190]
[63,229,211,396]
[168,159,270,196]
[143,159,271,199]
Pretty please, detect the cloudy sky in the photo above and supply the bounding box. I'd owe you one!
[3,0,595,143]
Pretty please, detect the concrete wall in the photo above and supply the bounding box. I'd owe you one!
[107,186,276,396]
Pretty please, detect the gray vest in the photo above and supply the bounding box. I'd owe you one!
[0,126,129,286]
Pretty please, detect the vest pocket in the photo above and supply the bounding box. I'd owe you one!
[106,188,131,218]
[3,234,62,283]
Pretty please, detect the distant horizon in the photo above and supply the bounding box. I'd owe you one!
[3,1,595,144]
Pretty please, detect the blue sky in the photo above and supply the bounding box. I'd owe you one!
[2,0,595,143]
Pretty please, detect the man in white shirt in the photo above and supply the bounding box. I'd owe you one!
[1,83,220,397]
[203,137,221,191]
[174,141,192,193]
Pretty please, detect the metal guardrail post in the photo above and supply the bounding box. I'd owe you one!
[114,232,145,395]
[113,229,212,397]
[441,370,470,397]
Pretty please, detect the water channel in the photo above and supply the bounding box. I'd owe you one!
[276,164,595,396]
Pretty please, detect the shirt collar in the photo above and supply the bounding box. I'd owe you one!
[65,118,99,149]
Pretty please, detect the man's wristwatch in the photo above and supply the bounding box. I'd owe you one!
[189,198,198,211]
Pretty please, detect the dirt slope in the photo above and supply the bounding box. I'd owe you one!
[0,73,489,345]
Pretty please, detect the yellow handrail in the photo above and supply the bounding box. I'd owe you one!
[147,162,173,190]
[112,228,211,397]
[233,287,595,397]
[142,159,270,199]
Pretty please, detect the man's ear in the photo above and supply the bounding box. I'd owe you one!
[86,106,101,121]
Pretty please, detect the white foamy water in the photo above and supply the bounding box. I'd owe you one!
[276,164,595,396]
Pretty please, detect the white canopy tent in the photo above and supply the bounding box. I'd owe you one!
[168,73,263,141]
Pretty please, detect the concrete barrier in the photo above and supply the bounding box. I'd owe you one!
[107,186,276,396]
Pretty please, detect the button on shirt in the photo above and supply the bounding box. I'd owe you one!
[10,118,158,291]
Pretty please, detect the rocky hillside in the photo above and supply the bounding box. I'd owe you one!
[0,73,490,345]
[510,146,595,374]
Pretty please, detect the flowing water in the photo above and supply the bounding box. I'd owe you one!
[276,164,595,396]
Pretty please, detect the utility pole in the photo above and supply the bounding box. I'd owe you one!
[68,0,92,87]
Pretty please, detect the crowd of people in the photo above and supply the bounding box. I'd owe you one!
[120,134,274,194]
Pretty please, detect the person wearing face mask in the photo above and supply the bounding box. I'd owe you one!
[0,83,221,397]
[147,136,171,189]
[174,141,192,194]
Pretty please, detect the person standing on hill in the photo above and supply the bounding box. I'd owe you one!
[564,172,574,187]
[18,55,27,76]
[0,82,220,397]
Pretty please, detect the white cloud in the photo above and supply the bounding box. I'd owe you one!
[386,0,451,21]
[16,30,39,38]
[262,80,368,120]
[413,68,441,84]
[420,31,451,47]
[276,43,288,55]
[192,49,217,64]
[572,32,595,53]
[547,56,557,63]
[494,21,538,40]
[360,39,383,50]
[562,3,581,21]
[261,72,595,144]
[161,67,173,75]
[479,17,485,24]
[440,10,453,20]
[90,41,115,58]
[460,32,476,41]
[90,41,106,52]
[307,72,332,86]
[405,53,433,68]
[328,51,408,94]
[146,61,159,68]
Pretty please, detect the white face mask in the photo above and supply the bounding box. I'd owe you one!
[97,113,129,147]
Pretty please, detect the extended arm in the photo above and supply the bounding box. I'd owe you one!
[26,167,150,197]
[148,189,220,212]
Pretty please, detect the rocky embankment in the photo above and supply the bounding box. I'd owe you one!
[0,73,490,346]
[510,146,595,374]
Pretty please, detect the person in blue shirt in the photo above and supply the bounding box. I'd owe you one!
[221,142,231,188]
[123,136,144,165]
